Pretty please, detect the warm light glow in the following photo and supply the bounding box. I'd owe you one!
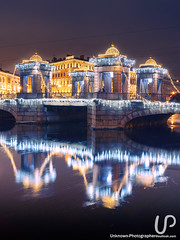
[22,52,49,64]
[0,69,20,95]
[65,55,74,60]
[105,43,120,56]
[139,57,161,68]
[51,57,94,95]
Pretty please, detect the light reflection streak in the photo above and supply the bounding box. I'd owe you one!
[0,143,17,176]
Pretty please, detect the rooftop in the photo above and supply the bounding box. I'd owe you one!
[22,52,49,64]
[97,43,126,58]
[50,55,90,63]
[139,57,161,68]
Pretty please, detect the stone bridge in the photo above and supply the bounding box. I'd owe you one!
[88,99,180,128]
[0,98,180,128]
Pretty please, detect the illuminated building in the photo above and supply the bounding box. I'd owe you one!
[135,57,168,98]
[16,52,54,95]
[69,65,94,97]
[50,55,94,97]
[0,69,20,94]
[89,43,136,95]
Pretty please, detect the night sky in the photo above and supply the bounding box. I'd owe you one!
[1,0,180,79]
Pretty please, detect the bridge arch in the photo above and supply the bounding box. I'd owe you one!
[0,109,16,125]
[0,102,17,123]
[122,108,173,128]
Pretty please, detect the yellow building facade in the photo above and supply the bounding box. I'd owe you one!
[51,55,94,96]
[0,70,20,95]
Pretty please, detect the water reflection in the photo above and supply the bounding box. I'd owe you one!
[1,143,56,193]
[0,125,179,208]
[168,114,180,132]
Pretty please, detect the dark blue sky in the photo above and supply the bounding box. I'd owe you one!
[1,0,180,78]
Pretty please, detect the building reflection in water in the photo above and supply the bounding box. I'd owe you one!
[0,127,179,207]
[1,143,56,193]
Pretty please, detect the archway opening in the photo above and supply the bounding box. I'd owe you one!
[125,114,172,129]
[0,110,16,130]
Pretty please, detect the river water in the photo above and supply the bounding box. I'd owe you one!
[0,115,180,239]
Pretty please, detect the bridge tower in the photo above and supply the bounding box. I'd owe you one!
[16,52,54,97]
[135,57,168,100]
[89,44,136,97]
[69,64,94,97]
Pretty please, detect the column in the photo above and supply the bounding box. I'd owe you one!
[99,72,103,91]
[152,74,158,94]
[152,73,158,101]
[94,68,101,92]
[32,74,41,93]
[44,75,50,94]
[113,71,122,93]
[137,74,141,94]
[157,78,162,101]
[122,68,130,96]
[83,74,89,93]
[157,79,162,95]
[72,76,76,96]
[22,76,28,93]
[48,72,53,95]
[122,71,127,93]
[79,80,84,93]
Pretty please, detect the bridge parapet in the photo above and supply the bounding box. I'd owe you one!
[0,98,179,127]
